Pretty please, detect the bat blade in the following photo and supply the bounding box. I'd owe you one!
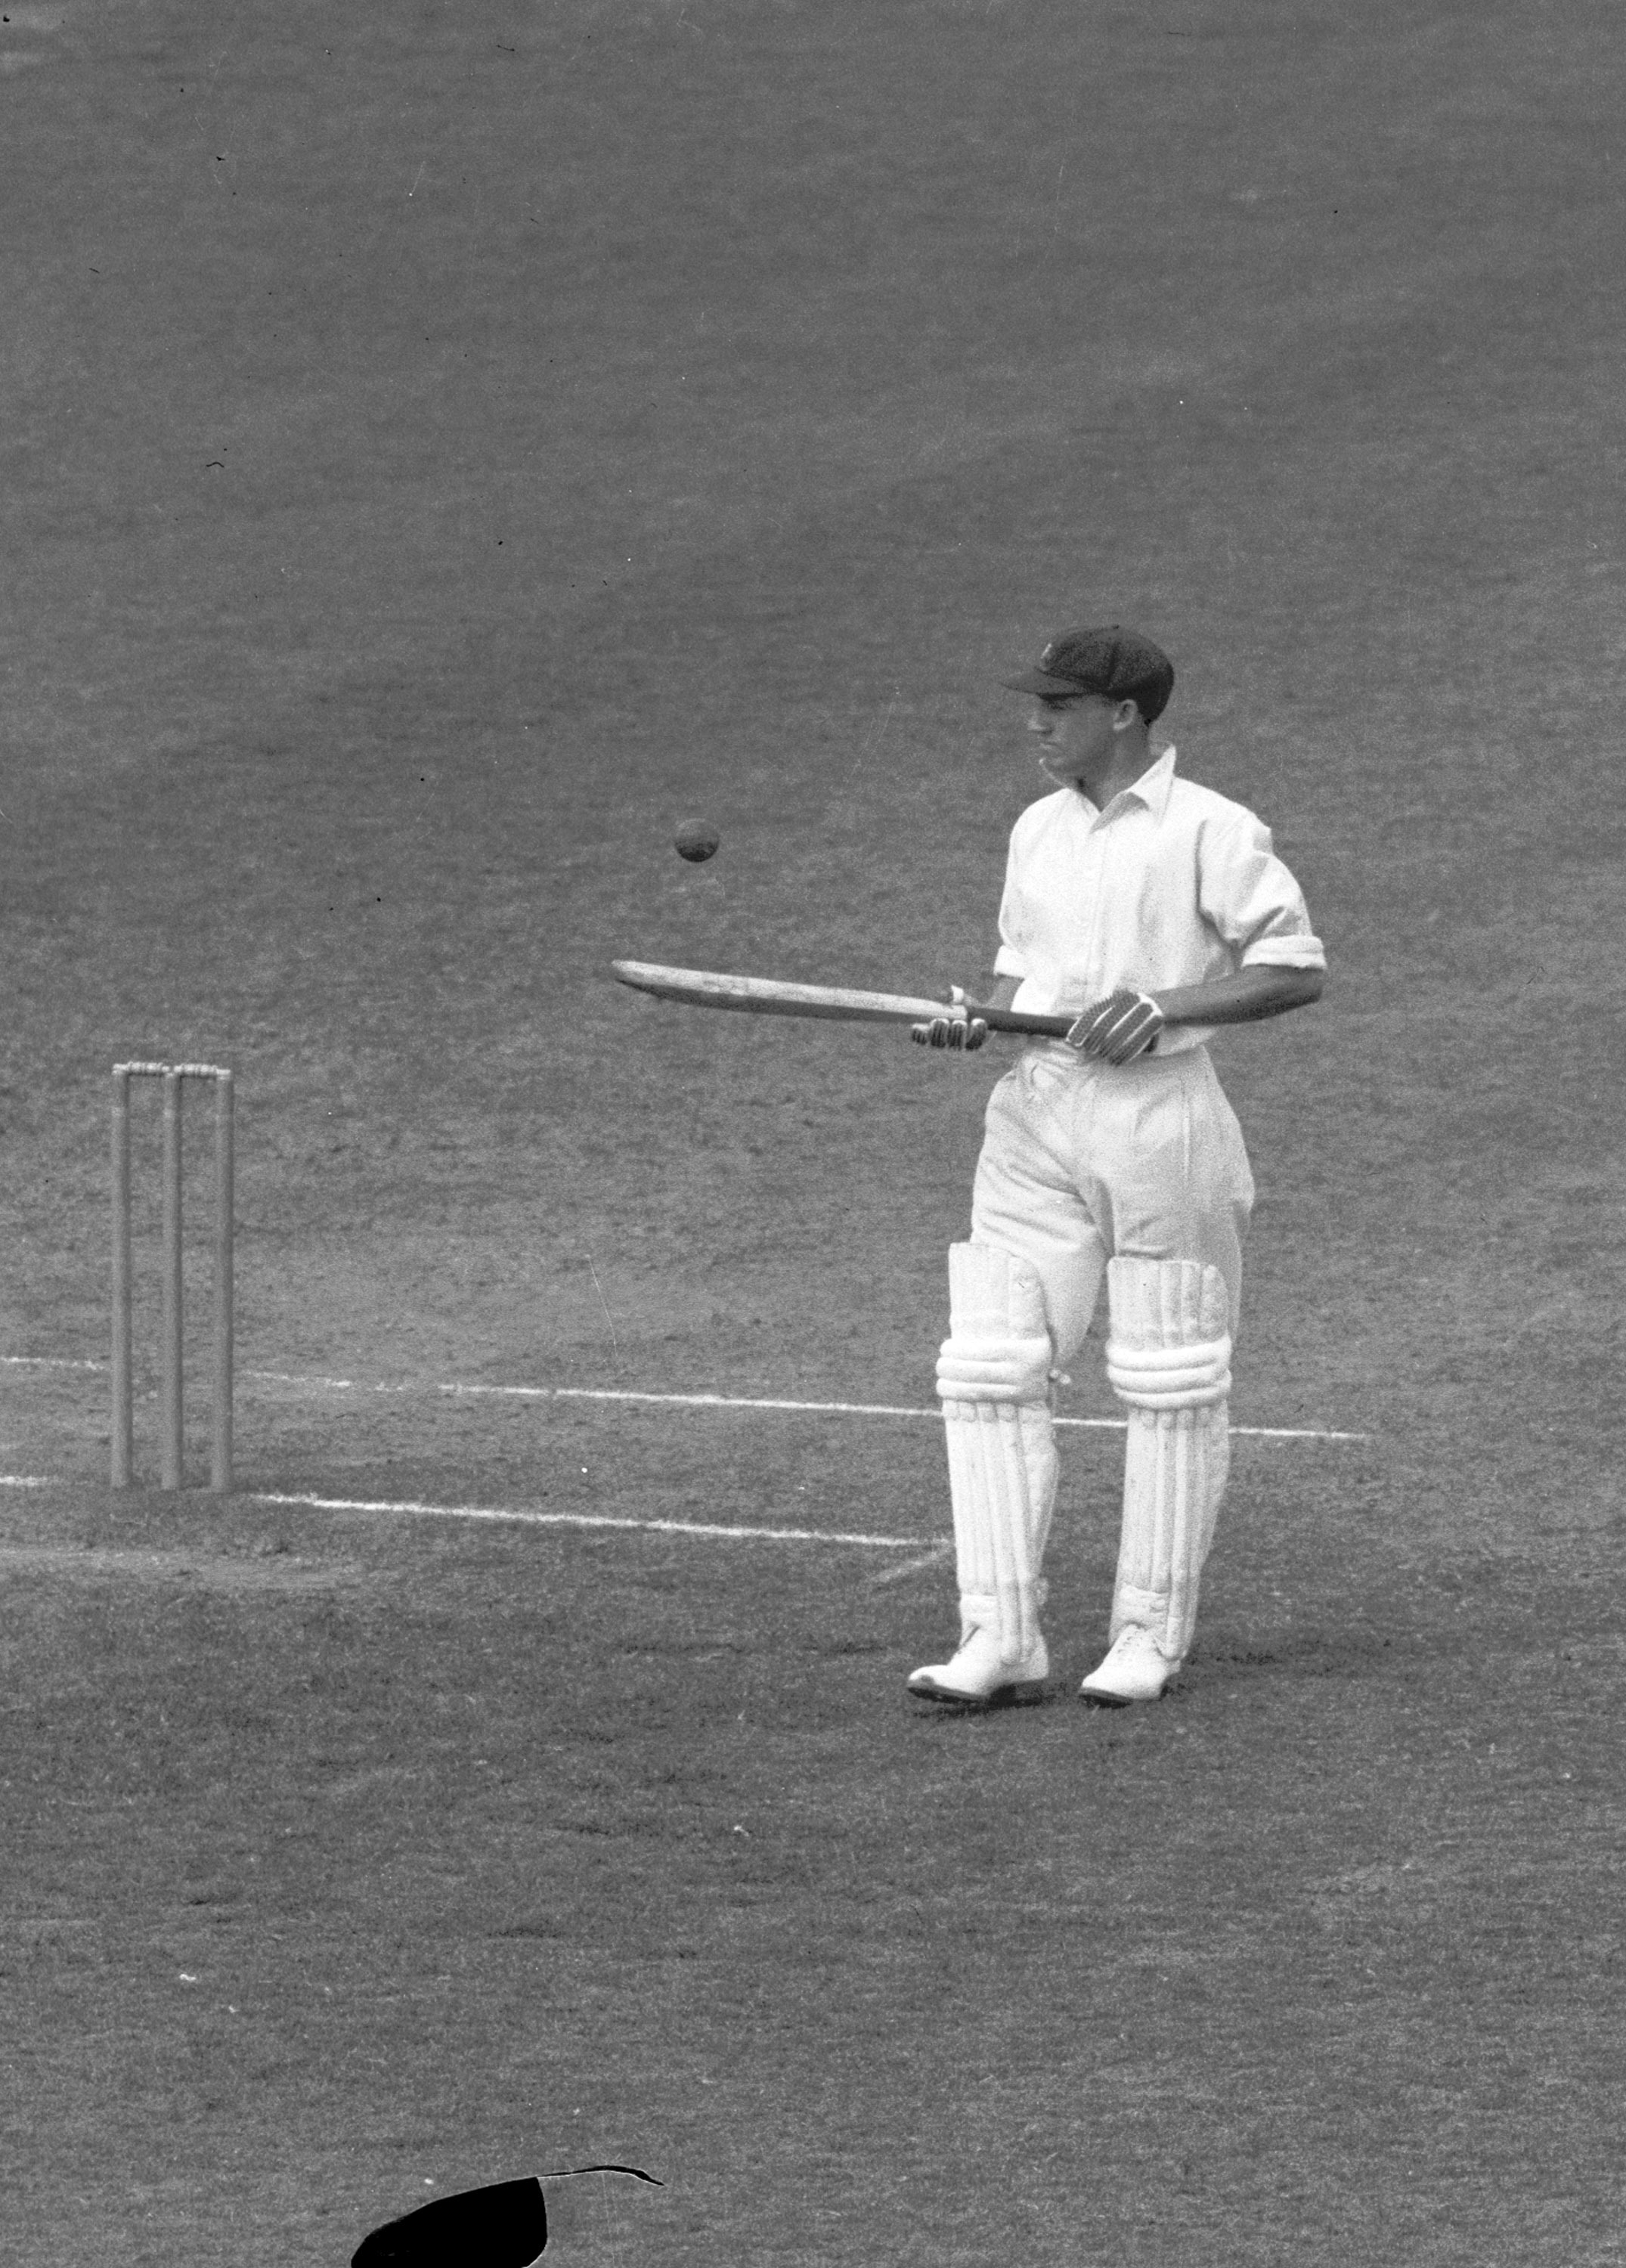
[613,959,947,1025]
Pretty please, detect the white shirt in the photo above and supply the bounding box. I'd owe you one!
[993,746,1325,1055]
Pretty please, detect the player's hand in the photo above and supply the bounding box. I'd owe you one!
[1066,989,1165,1064]
[911,986,989,1052]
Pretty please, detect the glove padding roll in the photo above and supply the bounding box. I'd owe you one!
[911,985,989,1052]
[1066,988,1165,1064]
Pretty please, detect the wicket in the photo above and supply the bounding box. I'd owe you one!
[111,1062,234,1492]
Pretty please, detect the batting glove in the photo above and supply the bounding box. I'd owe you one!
[1065,988,1165,1064]
[911,986,989,1052]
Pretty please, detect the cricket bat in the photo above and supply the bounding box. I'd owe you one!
[612,959,1076,1038]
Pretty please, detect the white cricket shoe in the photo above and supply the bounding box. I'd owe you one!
[1079,1625,1181,1706]
[907,1624,1048,1709]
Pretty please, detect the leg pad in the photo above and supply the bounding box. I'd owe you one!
[909,1244,1058,1701]
[1100,1256,1232,1671]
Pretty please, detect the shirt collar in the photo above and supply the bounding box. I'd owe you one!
[1077,744,1178,823]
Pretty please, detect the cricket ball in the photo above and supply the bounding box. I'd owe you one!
[674,820,720,864]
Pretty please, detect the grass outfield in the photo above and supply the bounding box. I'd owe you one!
[3,0,1624,2261]
[3,1433,1620,2267]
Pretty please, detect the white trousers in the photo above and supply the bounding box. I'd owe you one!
[968,1043,1255,1362]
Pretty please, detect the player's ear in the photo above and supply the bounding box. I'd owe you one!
[1110,698,1142,731]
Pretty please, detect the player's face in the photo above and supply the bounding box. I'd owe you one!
[1026,693,1122,786]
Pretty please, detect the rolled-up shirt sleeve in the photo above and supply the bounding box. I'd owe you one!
[1200,813,1326,971]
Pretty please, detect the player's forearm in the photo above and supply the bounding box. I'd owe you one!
[1152,965,1324,1027]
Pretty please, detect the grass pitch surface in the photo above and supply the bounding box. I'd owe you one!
[3,0,1624,2260]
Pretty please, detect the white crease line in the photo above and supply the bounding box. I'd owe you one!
[0,1469,930,1548]
[253,1492,931,1548]
[2,1356,107,1371]
[252,1374,1367,1442]
[4,1356,1368,1442]
[869,1543,955,1585]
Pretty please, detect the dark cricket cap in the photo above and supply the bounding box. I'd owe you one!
[1001,625,1175,722]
